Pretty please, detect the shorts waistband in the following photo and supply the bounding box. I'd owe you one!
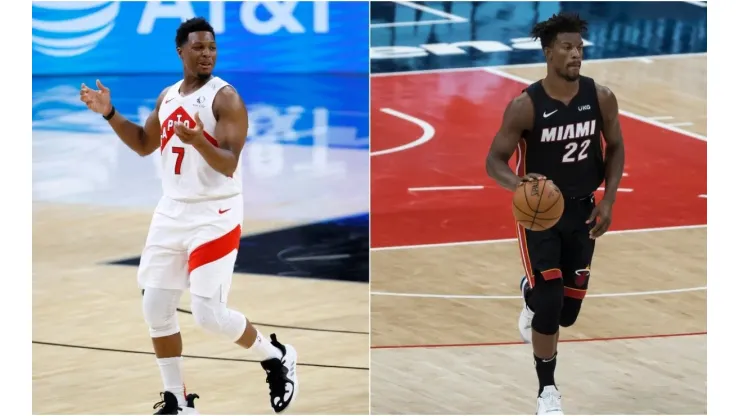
[166,193,241,204]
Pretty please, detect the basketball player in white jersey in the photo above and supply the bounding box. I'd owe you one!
[79,18,298,415]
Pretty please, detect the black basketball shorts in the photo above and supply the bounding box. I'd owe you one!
[515,194,597,300]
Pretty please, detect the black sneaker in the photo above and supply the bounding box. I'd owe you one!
[260,334,299,413]
[152,391,200,415]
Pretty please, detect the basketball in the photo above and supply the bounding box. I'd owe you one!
[512,179,565,231]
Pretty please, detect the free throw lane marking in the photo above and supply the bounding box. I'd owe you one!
[371,108,436,156]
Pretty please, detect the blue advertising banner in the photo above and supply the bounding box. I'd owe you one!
[33,1,369,75]
[33,73,368,149]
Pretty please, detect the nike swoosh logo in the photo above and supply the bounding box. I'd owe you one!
[218,209,231,214]
[165,98,175,103]
[543,110,558,118]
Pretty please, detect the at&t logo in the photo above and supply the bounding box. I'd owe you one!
[32,1,120,57]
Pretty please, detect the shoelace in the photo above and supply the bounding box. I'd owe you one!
[153,393,166,411]
[153,400,164,411]
[265,365,288,400]
[152,392,179,414]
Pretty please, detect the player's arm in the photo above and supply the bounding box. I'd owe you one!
[190,86,248,177]
[485,93,538,191]
[107,87,166,156]
[596,84,625,204]
[80,80,164,156]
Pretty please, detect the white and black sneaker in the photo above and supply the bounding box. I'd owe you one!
[152,391,200,415]
[536,385,563,415]
[260,334,299,413]
[519,276,535,344]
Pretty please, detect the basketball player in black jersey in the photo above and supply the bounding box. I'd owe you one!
[486,13,625,415]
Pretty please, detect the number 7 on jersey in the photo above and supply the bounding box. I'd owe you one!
[172,146,185,174]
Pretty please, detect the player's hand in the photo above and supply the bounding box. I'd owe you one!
[518,173,547,185]
[586,200,613,239]
[174,112,206,144]
[80,79,112,115]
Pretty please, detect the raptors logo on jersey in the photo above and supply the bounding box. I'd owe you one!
[157,76,243,201]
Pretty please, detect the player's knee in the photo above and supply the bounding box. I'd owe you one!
[142,287,180,338]
[560,296,583,327]
[530,278,564,335]
[190,295,246,342]
[191,294,225,333]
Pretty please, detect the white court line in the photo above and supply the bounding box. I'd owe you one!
[371,0,468,29]
[650,116,675,121]
[597,187,633,192]
[699,194,707,198]
[407,185,630,192]
[370,286,706,300]
[481,67,708,142]
[667,122,694,127]
[394,1,467,22]
[409,186,484,192]
[371,108,435,156]
[370,53,707,76]
[683,1,707,7]
[371,19,464,29]
[371,224,707,251]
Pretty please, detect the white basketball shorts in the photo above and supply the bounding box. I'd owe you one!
[137,194,243,301]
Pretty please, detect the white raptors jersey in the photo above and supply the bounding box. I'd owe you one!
[158,76,243,201]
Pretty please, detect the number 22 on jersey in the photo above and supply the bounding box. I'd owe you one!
[562,139,590,163]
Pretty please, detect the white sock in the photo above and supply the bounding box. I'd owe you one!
[157,356,187,407]
[250,329,283,361]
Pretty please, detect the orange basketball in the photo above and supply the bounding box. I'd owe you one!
[512,179,565,231]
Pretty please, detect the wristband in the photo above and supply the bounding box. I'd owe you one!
[103,106,116,121]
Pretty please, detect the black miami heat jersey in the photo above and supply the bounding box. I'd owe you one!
[517,76,605,198]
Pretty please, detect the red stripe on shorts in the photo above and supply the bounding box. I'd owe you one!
[188,225,241,273]
[516,223,535,289]
[541,268,563,281]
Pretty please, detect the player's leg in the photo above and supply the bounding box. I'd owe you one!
[186,202,298,413]
[138,206,200,415]
[559,197,597,328]
[515,223,564,412]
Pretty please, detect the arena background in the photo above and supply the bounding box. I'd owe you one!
[32,2,370,414]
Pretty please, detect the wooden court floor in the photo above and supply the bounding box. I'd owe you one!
[370,55,707,415]
[33,203,369,415]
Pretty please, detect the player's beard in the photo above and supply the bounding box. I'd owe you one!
[557,67,580,82]
[197,71,211,81]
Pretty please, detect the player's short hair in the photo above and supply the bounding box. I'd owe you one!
[530,12,588,49]
[175,17,216,47]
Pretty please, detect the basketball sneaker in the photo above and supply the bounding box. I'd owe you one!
[260,334,299,413]
[519,276,534,344]
[152,391,200,415]
[536,385,563,415]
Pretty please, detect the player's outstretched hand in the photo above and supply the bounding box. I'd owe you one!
[80,79,112,115]
[586,200,613,239]
[174,112,205,144]
[519,173,547,185]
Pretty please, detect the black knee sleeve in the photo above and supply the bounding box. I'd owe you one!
[529,278,564,335]
[560,296,583,327]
